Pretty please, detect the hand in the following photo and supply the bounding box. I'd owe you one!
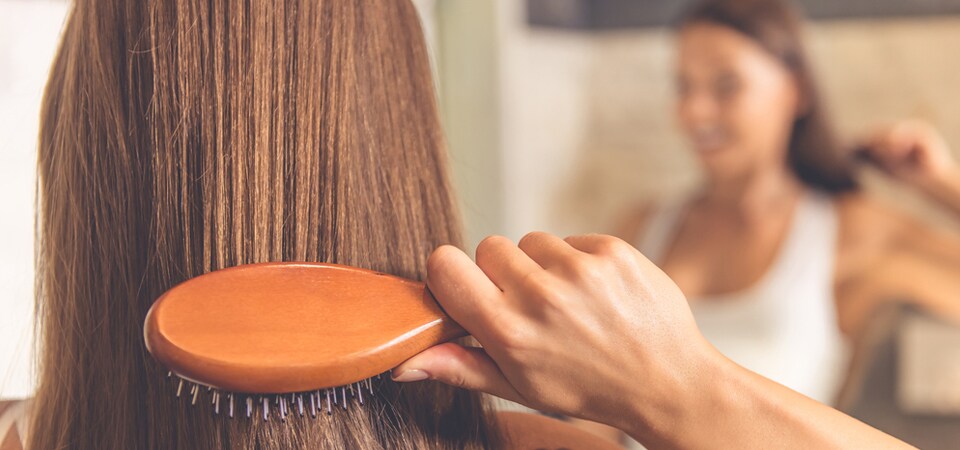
[392,233,720,438]
[393,233,911,449]
[859,120,958,191]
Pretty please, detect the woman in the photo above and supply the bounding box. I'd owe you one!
[614,0,960,410]
[0,0,619,448]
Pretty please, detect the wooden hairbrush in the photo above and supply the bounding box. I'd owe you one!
[144,262,467,399]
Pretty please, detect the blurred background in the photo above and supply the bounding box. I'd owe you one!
[0,0,72,403]
[427,0,960,250]
[2,0,960,447]
[422,3,960,446]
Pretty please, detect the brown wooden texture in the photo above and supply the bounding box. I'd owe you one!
[144,263,467,393]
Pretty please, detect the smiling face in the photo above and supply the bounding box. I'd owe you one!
[675,21,803,182]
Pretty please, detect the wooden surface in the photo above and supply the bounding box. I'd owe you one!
[144,263,467,393]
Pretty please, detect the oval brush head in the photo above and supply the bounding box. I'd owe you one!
[144,262,467,394]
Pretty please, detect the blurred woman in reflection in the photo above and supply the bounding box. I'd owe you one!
[615,0,960,409]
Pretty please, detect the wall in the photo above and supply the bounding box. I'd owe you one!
[0,0,69,399]
[492,4,960,240]
[434,0,506,252]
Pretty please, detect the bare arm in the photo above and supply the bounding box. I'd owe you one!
[640,352,911,449]
[860,120,960,218]
[838,231,960,337]
[919,166,960,215]
[836,194,960,337]
[884,218,960,322]
[394,233,911,449]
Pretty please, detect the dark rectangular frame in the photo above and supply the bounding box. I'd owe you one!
[527,0,960,30]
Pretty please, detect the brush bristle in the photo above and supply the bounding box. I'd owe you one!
[169,372,382,420]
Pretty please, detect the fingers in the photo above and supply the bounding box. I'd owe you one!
[517,232,582,270]
[563,234,663,276]
[392,343,524,404]
[866,121,936,168]
[474,236,542,291]
[884,123,920,161]
[564,234,633,258]
[426,245,505,343]
[863,126,905,169]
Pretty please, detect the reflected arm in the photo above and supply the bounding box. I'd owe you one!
[918,166,960,217]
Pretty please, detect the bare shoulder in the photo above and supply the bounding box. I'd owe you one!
[835,192,911,241]
[833,193,912,277]
[834,191,957,265]
[0,399,27,450]
[833,192,960,336]
[496,411,625,450]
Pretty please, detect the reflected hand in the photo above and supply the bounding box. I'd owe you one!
[859,119,958,191]
[392,233,718,436]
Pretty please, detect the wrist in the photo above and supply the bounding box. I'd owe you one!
[926,163,960,190]
[619,340,734,448]
[920,165,960,214]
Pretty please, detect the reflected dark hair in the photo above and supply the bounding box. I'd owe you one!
[679,0,858,193]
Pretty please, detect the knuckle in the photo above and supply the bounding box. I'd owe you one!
[476,235,509,260]
[480,234,510,247]
[594,235,633,259]
[427,245,456,274]
[517,231,547,249]
[517,270,554,297]
[518,270,571,310]
[564,256,600,279]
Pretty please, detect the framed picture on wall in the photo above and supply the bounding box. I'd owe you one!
[527,0,960,29]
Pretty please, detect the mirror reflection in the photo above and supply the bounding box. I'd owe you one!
[434,0,960,447]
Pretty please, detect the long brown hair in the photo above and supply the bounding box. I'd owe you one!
[30,0,502,448]
[680,0,858,192]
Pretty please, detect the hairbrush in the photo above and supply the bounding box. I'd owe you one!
[143,262,467,419]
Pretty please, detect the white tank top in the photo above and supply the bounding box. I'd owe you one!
[636,191,848,405]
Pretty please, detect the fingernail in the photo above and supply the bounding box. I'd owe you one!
[392,369,429,382]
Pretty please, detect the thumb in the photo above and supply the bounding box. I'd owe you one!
[391,342,524,404]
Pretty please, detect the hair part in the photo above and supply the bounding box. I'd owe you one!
[679,0,858,193]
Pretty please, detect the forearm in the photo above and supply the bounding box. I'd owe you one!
[920,166,960,217]
[623,354,912,449]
